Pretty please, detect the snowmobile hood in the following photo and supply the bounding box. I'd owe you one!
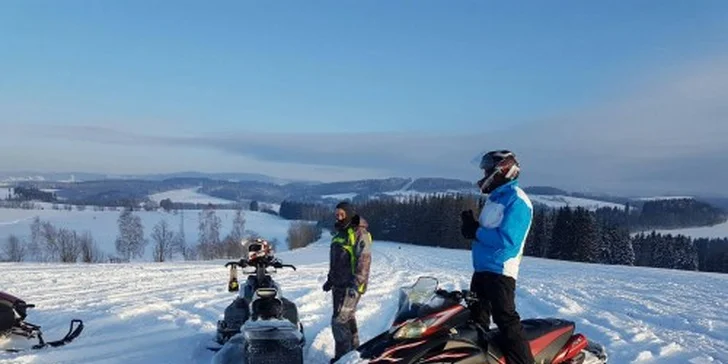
[0,291,21,304]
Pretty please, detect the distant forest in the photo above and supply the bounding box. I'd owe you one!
[279,195,728,274]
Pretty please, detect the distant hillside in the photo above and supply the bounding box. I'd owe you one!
[523,186,570,195]
[0,171,293,185]
[8,176,726,224]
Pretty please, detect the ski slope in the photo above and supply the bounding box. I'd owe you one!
[2,240,726,364]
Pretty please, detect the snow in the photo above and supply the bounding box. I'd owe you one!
[651,221,728,239]
[149,187,237,206]
[0,208,295,258]
[530,194,626,211]
[322,193,359,200]
[636,196,694,201]
[2,230,727,363]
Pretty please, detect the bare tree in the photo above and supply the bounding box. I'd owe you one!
[197,206,222,260]
[57,228,80,263]
[286,221,322,250]
[3,235,26,262]
[173,210,191,260]
[116,209,148,261]
[223,210,246,258]
[152,219,175,262]
[79,232,104,263]
[230,209,246,243]
[41,221,59,261]
[28,216,44,261]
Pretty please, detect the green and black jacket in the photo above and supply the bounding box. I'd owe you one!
[327,215,373,294]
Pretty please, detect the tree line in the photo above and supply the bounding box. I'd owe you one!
[278,195,728,274]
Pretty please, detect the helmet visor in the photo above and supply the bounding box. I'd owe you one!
[248,244,262,252]
[479,153,497,171]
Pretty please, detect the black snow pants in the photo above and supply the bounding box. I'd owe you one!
[331,286,361,360]
[470,271,535,364]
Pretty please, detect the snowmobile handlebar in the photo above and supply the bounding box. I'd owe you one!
[435,289,478,305]
[272,262,296,271]
[224,259,296,271]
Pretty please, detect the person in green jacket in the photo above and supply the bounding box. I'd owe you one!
[322,201,373,363]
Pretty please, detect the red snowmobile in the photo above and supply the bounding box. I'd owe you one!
[1,291,84,353]
[340,277,608,364]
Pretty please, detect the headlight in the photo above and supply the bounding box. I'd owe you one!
[392,317,436,340]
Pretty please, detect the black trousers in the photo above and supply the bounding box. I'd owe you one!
[331,287,360,360]
[470,271,534,364]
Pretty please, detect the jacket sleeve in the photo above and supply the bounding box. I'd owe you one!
[326,243,334,283]
[475,197,532,251]
[353,229,373,293]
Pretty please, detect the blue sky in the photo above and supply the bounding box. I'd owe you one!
[1,1,727,195]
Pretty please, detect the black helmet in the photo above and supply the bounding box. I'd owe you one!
[476,150,521,194]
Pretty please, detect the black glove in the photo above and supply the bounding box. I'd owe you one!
[460,210,479,239]
[322,280,332,292]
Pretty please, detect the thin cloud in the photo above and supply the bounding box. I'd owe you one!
[3,56,727,195]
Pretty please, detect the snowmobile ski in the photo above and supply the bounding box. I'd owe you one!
[1,291,84,353]
[3,319,84,353]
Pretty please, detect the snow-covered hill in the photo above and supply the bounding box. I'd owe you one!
[653,221,728,239]
[322,190,628,211]
[529,194,625,211]
[635,196,694,201]
[149,187,237,206]
[1,239,726,363]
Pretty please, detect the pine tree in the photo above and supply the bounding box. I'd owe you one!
[607,224,635,266]
[548,207,572,260]
[570,207,599,263]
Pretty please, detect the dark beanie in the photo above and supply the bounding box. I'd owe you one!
[336,201,354,218]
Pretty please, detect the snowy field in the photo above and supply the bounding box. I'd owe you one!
[653,221,728,239]
[1,238,726,363]
[530,194,625,211]
[149,188,237,206]
[0,208,297,258]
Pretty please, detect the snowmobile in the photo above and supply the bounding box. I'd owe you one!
[1,291,84,353]
[209,239,305,364]
[338,276,608,364]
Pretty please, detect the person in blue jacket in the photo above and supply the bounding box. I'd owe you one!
[460,150,535,364]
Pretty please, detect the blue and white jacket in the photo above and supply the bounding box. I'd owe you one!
[472,180,533,280]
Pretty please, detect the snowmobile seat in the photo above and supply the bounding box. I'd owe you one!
[485,318,575,364]
[251,289,283,320]
[280,297,299,325]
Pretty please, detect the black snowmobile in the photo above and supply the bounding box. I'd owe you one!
[337,276,608,364]
[209,240,305,364]
[1,291,84,353]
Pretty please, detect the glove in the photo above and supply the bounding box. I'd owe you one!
[346,286,360,298]
[460,210,479,240]
[322,280,332,292]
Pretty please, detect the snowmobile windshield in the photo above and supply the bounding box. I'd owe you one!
[393,277,438,323]
[416,293,461,317]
